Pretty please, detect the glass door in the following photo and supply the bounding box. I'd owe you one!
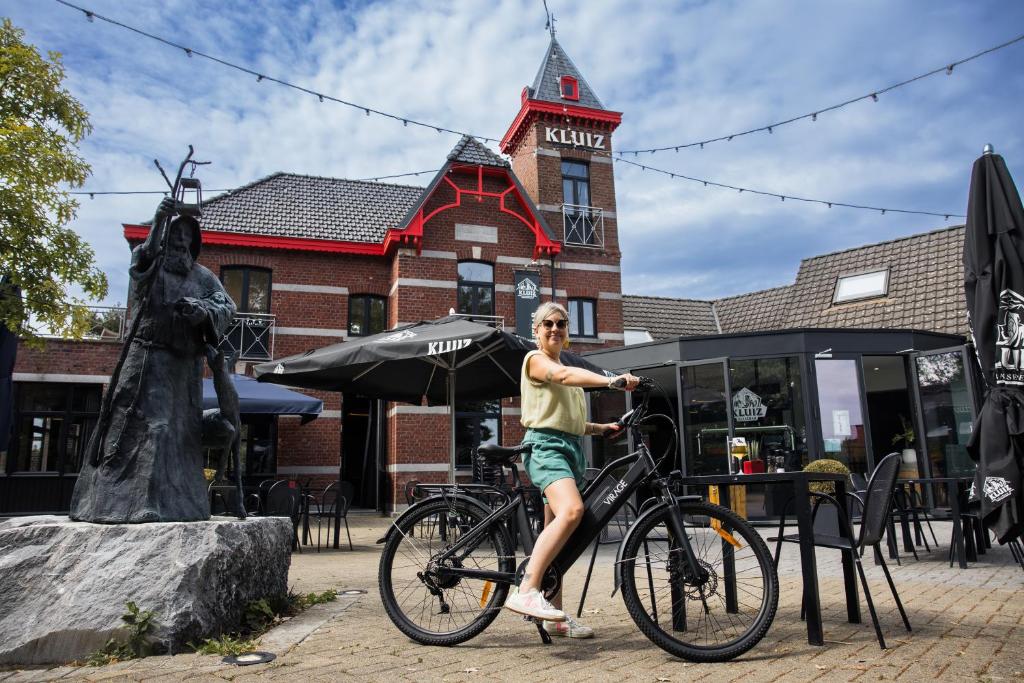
[912,347,978,486]
[680,360,734,476]
[814,358,869,477]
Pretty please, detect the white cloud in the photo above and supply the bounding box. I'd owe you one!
[8,0,1024,305]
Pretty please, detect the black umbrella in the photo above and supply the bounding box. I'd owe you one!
[0,277,20,455]
[253,315,613,482]
[201,374,323,423]
[964,145,1024,544]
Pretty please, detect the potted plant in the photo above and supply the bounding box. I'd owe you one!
[891,415,917,464]
[803,458,850,535]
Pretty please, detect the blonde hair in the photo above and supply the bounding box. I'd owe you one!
[532,301,570,348]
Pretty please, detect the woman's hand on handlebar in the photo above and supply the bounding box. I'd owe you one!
[608,373,642,391]
[594,422,624,438]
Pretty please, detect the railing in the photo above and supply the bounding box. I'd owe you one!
[219,313,276,361]
[35,306,128,342]
[444,312,504,330]
[562,203,604,248]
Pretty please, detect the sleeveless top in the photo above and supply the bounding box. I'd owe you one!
[520,350,587,435]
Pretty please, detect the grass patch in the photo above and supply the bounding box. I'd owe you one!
[192,634,261,657]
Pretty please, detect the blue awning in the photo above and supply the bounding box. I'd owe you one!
[203,374,322,424]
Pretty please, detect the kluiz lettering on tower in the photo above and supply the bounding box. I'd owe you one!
[545,127,605,150]
[995,289,1024,385]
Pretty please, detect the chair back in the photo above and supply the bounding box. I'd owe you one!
[850,472,868,493]
[265,483,300,521]
[337,480,356,515]
[857,452,902,547]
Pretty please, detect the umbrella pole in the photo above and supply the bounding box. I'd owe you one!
[449,368,456,484]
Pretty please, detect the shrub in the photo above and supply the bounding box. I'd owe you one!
[803,458,850,495]
[85,602,156,666]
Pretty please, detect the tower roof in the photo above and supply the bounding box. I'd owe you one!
[527,37,605,110]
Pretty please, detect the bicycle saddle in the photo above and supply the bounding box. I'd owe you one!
[476,442,531,465]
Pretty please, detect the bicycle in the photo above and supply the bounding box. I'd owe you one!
[378,377,779,662]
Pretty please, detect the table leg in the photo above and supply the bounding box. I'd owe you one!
[948,481,967,569]
[897,484,914,553]
[717,486,739,614]
[835,480,861,624]
[794,477,824,646]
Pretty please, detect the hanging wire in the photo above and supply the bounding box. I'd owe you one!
[615,32,1024,155]
[53,0,500,143]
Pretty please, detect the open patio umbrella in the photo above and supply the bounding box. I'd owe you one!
[201,373,322,423]
[964,144,1024,544]
[252,315,613,482]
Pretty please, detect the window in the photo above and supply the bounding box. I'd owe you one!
[624,328,654,345]
[562,160,599,246]
[455,399,501,470]
[221,266,272,313]
[6,383,101,475]
[833,269,888,304]
[206,417,277,477]
[561,160,591,207]
[559,75,579,101]
[457,261,494,316]
[567,299,597,338]
[348,295,387,337]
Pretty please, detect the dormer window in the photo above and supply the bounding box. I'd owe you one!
[559,75,579,101]
[834,269,889,304]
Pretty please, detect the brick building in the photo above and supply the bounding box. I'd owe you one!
[2,37,628,513]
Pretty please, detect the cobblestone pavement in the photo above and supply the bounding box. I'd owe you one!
[3,514,1022,682]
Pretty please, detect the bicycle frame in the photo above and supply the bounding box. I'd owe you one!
[428,433,706,589]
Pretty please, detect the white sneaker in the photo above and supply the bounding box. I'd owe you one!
[504,587,566,621]
[543,615,594,639]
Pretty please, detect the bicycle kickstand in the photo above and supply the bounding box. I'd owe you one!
[523,616,552,644]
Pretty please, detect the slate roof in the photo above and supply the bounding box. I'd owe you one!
[623,224,969,340]
[198,173,424,243]
[448,135,510,168]
[527,37,605,110]
[622,296,718,338]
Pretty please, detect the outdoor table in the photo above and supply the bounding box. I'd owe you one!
[680,472,856,647]
[895,477,977,569]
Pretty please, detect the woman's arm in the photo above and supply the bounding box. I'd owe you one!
[527,352,639,390]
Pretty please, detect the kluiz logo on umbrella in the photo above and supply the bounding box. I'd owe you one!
[994,288,1024,385]
[427,338,472,355]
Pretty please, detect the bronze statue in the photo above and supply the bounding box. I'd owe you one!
[71,152,236,523]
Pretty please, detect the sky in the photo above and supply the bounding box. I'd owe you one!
[9,0,1024,307]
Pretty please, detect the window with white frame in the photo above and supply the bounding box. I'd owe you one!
[833,269,889,304]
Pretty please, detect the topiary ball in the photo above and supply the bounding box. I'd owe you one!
[803,458,850,495]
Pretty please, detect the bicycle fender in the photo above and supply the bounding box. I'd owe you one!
[611,495,702,596]
[375,493,497,545]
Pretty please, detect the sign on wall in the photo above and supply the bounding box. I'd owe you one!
[544,127,606,150]
[732,388,767,423]
[514,270,541,338]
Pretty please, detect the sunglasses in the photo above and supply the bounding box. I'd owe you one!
[540,319,568,330]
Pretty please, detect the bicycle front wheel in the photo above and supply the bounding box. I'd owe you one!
[379,496,515,646]
[620,500,778,662]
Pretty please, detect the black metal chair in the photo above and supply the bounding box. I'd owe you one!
[264,480,303,553]
[773,452,911,648]
[317,480,355,551]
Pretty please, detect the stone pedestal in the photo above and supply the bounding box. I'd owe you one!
[0,515,292,665]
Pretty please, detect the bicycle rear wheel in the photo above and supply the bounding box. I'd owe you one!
[379,496,515,646]
[620,500,778,662]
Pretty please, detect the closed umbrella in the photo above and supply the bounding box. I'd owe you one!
[253,316,613,482]
[964,144,1024,544]
[0,277,20,455]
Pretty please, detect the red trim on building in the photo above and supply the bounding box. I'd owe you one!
[500,99,622,155]
[124,224,392,255]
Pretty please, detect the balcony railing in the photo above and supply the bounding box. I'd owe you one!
[562,204,604,248]
[219,313,276,361]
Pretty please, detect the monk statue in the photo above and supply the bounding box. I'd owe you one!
[71,195,236,523]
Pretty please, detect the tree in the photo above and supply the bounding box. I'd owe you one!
[0,17,107,346]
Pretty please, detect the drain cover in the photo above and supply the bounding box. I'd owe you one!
[223,651,277,666]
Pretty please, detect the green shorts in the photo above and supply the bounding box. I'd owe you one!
[522,428,586,502]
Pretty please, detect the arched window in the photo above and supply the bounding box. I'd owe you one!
[221,266,272,313]
[457,261,494,317]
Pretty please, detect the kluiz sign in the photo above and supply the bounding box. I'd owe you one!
[545,126,606,150]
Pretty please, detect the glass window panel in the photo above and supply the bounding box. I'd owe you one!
[368,297,387,335]
[834,270,888,303]
[15,416,62,472]
[561,161,588,179]
[916,352,975,480]
[348,295,366,336]
[814,359,867,473]
[576,182,590,208]
[64,417,94,474]
[476,287,494,316]
[457,286,473,315]
[17,383,68,413]
[247,270,271,313]
[71,385,102,413]
[563,178,575,205]
[582,301,595,337]
[458,262,493,284]
[681,363,730,476]
[567,300,580,336]
[222,269,244,310]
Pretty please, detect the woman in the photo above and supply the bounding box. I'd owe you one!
[503,301,639,638]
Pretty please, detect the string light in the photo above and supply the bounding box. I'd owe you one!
[53,0,500,143]
[615,31,1024,155]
